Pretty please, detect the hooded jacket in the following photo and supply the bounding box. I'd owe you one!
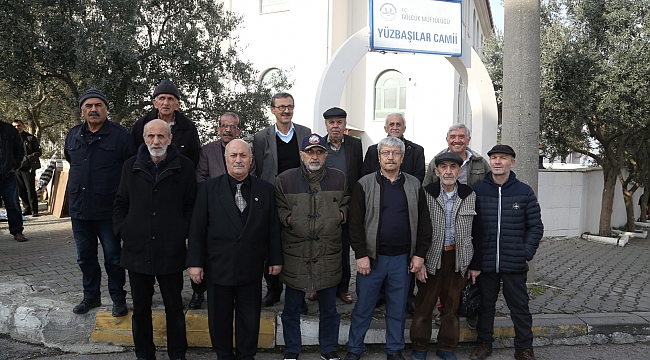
[472,171,544,273]
[274,165,349,292]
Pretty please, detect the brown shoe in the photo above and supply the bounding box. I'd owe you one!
[13,233,28,242]
[470,342,492,360]
[307,290,318,301]
[514,349,535,360]
[338,291,353,304]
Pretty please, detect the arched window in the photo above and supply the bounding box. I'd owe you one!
[260,68,282,121]
[374,70,407,120]
[260,68,282,90]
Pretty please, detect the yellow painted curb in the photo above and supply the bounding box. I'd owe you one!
[92,310,276,348]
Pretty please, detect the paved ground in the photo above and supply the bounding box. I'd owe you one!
[2,212,650,353]
[2,213,649,315]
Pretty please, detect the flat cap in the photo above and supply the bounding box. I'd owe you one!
[153,79,180,100]
[323,107,347,119]
[435,152,464,167]
[487,144,516,158]
[78,88,109,109]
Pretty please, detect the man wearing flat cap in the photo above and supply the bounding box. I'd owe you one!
[275,133,349,360]
[470,145,544,360]
[131,79,200,165]
[410,152,482,360]
[65,88,135,316]
[306,107,362,305]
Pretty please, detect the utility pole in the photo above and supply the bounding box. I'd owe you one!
[501,0,541,281]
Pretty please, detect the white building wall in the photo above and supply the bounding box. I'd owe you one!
[224,0,495,162]
[538,168,641,237]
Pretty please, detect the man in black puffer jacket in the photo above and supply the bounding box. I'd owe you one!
[470,145,544,360]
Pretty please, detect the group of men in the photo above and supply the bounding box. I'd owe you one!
[63,80,543,360]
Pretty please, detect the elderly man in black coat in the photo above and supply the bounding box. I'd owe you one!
[187,139,283,360]
[114,119,197,360]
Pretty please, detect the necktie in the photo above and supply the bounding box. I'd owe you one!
[235,183,247,212]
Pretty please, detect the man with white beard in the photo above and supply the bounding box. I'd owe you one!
[114,119,197,360]
[274,133,350,360]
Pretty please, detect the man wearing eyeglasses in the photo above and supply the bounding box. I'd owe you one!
[131,79,201,165]
[275,133,349,360]
[196,112,256,183]
[253,92,312,308]
[361,112,426,314]
[346,136,432,360]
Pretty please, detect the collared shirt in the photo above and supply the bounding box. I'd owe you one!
[443,183,458,247]
[449,149,472,185]
[275,123,295,144]
[227,174,251,224]
[326,135,345,152]
[325,137,347,175]
[379,170,402,185]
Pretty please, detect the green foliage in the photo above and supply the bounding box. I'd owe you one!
[540,0,650,162]
[0,0,291,147]
[480,30,503,140]
[481,0,650,234]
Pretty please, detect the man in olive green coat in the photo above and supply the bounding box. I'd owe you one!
[275,133,350,360]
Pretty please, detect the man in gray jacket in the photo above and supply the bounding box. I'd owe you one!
[253,92,311,307]
[346,137,432,360]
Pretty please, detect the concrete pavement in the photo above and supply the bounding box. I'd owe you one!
[1,213,650,354]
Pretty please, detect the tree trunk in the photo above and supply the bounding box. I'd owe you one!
[599,165,618,236]
[622,187,637,231]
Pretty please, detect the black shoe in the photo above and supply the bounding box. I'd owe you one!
[284,352,300,360]
[22,210,31,216]
[387,351,405,360]
[406,301,416,315]
[470,343,492,360]
[344,353,361,360]
[301,299,308,315]
[188,292,204,309]
[467,316,477,330]
[73,298,101,314]
[262,292,281,307]
[321,351,341,360]
[112,298,128,317]
[31,213,39,217]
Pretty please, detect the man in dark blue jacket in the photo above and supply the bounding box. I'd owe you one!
[65,88,135,317]
[470,145,544,360]
[0,121,27,242]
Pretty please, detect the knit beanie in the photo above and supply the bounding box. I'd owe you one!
[153,79,180,100]
[78,88,109,109]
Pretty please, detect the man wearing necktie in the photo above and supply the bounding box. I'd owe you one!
[187,139,283,360]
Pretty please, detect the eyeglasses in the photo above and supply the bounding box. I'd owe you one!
[272,105,295,111]
[218,124,240,130]
[304,149,327,155]
[379,150,402,157]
